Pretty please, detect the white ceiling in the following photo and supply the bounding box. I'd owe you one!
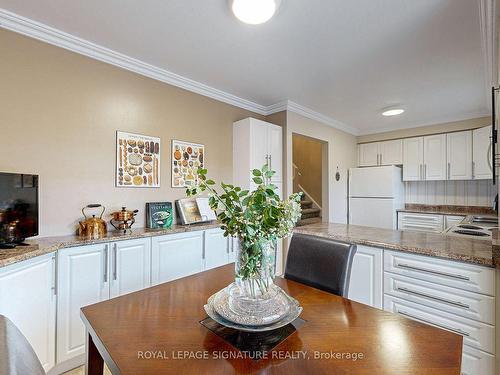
[0,0,493,134]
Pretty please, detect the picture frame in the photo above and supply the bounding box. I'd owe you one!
[171,139,204,188]
[116,131,161,188]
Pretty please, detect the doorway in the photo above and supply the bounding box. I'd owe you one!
[292,134,326,225]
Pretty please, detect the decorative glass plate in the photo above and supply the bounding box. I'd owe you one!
[213,284,292,326]
[204,290,303,332]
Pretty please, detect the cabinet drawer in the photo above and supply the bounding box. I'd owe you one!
[384,272,494,324]
[461,345,495,375]
[384,295,494,354]
[384,251,495,296]
[398,212,443,232]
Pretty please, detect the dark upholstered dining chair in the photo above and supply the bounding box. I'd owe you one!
[0,315,45,375]
[284,233,357,297]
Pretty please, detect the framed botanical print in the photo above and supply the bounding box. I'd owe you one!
[116,131,161,188]
[171,139,204,188]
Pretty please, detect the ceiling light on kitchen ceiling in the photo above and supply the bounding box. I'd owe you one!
[232,0,280,25]
[381,106,405,117]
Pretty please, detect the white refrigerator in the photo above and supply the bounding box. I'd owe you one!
[348,166,404,229]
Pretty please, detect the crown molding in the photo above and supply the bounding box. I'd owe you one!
[357,110,491,136]
[0,8,269,115]
[478,0,498,108]
[265,100,359,135]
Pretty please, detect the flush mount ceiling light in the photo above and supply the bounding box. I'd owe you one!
[232,0,281,25]
[381,106,405,117]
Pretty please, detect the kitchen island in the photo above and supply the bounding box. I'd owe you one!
[294,222,498,374]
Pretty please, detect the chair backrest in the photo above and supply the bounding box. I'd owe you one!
[0,315,45,375]
[284,233,357,297]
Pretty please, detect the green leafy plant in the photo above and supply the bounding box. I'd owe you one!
[186,165,302,285]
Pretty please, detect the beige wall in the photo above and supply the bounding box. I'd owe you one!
[0,30,264,236]
[292,135,323,205]
[357,117,491,143]
[285,112,358,223]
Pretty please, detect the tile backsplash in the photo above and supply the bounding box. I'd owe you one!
[405,180,497,207]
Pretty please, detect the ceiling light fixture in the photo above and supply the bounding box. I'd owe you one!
[381,107,405,117]
[232,0,280,25]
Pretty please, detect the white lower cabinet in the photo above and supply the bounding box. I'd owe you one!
[0,252,56,372]
[204,228,230,270]
[151,231,204,285]
[57,243,110,363]
[110,238,151,298]
[348,246,382,308]
[383,250,496,375]
[57,237,150,365]
[461,344,495,375]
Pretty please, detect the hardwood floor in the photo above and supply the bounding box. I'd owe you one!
[63,365,112,375]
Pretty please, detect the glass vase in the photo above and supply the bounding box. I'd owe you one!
[234,237,276,298]
[226,238,289,324]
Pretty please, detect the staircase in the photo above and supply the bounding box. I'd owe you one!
[296,193,322,227]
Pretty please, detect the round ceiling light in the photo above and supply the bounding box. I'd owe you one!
[232,0,280,25]
[382,107,405,117]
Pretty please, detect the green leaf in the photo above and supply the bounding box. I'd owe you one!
[199,168,208,175]
[252,169,262,176]
[239,190,249,197]
[206,179,215,185]
[262,164,269,173]
[265,170,275,178]
[253,177,263,184]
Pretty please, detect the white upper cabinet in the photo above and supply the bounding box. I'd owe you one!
[403,137,424,181]
[423,134,447,180]
[472,126,493,180]
[446,131,472,180]
[0,253,56,372]
[110,238,151,298]
[358,140,402,167]
[379,139,403,165]
[358,142,379,166]
[233,118,283,189]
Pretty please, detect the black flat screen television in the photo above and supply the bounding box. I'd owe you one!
[0,172,39,245]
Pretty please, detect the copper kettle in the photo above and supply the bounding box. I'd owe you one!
[79,204,107,239]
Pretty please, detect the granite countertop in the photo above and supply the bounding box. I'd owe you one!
[0,222,221,269]
[396,204,497,217]
[294,222,497,268]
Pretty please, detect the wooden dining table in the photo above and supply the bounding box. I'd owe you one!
[80,264,463,374]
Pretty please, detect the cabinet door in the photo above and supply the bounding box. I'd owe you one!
[57,244,110,363]
[151,232,204,285]
[380,139,403,165]
[472,126,493,180]
[204,228,229,270]
[250,119,270,172]
[347,246,382,308]
[403,137,424,181]
[447,131,472,180]
[424,134,447,180]
[358,143,379,167]
[110,238,151,298]
[0,253,56,371]
[267,124,282,181]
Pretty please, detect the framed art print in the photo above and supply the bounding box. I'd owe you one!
[116,131,161,187]
[171,139,204,188]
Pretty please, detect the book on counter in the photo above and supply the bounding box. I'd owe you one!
[146,202,173,229]
[176,197,217,225]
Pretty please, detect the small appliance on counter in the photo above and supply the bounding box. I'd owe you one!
[78,204,107,239]
[110,207,138,233]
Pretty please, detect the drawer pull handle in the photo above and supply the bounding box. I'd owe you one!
[397,310,470,337]
[396,263,470,281]
[396,287,470,309]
